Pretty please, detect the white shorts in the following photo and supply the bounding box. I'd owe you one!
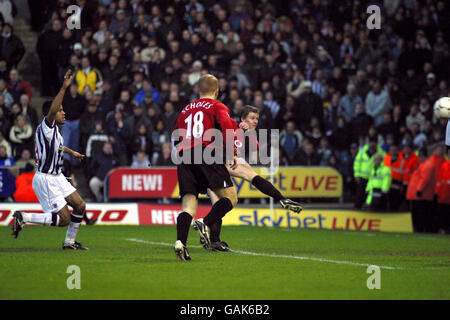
[446,119,450,146]
[32,172,77,213]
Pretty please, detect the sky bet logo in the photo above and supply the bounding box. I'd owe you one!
[239,211,326,228]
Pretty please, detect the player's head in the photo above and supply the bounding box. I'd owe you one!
[240,105,259,129]
[198,74,219,99]
[54,104,66,125]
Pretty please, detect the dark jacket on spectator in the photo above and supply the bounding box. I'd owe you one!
[292,149,321,166]
[155,154,174,166]
[106,117,131,156]
[0,33,25,69]
[79,107,105,151]
[296,92,323,131]
[351,111,372,141]
[62,93,86,121]
[89,151,118,180]
[131,131,154,157]
[6,79,31,103]
[36,28,61,61]
[331,124,352,151]
[256,104,274,130]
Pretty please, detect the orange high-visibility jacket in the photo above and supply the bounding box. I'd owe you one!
[436,160,450,205]
[406,154,446,201]
[401,151,419,185]
[384,152,406,183]
[13,172,39,202]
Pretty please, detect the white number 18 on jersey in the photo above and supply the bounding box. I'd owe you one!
[184,111,204,139]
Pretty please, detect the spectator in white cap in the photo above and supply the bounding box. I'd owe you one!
[74,42,82,51]
[188,60,202,86]
[421,72,439,103]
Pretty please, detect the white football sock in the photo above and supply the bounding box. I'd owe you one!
[64,222,81,244]
[22,212,58,226]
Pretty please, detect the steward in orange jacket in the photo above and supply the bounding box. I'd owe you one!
[406,146,446,232]
[401,142,419,188]
[436,159,450,205]
[435,149,450,232]
[384,144,406,211]
[406,151,446,201]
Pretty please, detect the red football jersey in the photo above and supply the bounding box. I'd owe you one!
[173,98,238,152]
[235,129,260,157]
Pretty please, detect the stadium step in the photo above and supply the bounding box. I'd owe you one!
[13,18,43,117]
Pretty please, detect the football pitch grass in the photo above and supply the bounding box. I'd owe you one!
[0,225,449,300]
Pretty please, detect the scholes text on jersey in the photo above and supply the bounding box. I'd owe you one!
[181,101,214,114]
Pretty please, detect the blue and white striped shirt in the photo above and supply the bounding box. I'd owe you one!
[35,117,64,174]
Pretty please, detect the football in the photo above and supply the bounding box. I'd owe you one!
[433,97,450,119]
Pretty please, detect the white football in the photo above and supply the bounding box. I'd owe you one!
[433,97,450,119]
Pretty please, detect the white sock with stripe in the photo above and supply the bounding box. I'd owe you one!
[22,212,58,226]
[64,213,83,244]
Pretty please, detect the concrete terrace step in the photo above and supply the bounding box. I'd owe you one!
[13,18,43,118]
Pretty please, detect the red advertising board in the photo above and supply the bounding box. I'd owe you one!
[108,168,179,198]
[0,203,213,226]
[0,203,139,226]
[138,204,211,225]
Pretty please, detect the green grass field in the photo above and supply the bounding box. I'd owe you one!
[1,225,449,300]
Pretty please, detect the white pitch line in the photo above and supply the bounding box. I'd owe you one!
[125,238,402,270]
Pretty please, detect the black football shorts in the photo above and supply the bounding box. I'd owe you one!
[177,163,233,198]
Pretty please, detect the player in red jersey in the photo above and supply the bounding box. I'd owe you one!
[172,74,239,260]
[194,105,303,251]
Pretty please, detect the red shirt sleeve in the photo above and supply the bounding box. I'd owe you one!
[214,102,238,156]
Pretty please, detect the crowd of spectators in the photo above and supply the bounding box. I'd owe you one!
[1,0,450,206]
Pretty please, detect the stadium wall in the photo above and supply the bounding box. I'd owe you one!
[0,203,413,233]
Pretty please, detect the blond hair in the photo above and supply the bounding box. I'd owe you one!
[198,74,218,96]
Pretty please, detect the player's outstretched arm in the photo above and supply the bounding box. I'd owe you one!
[63,146,85,162]
[46,70,73,125]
